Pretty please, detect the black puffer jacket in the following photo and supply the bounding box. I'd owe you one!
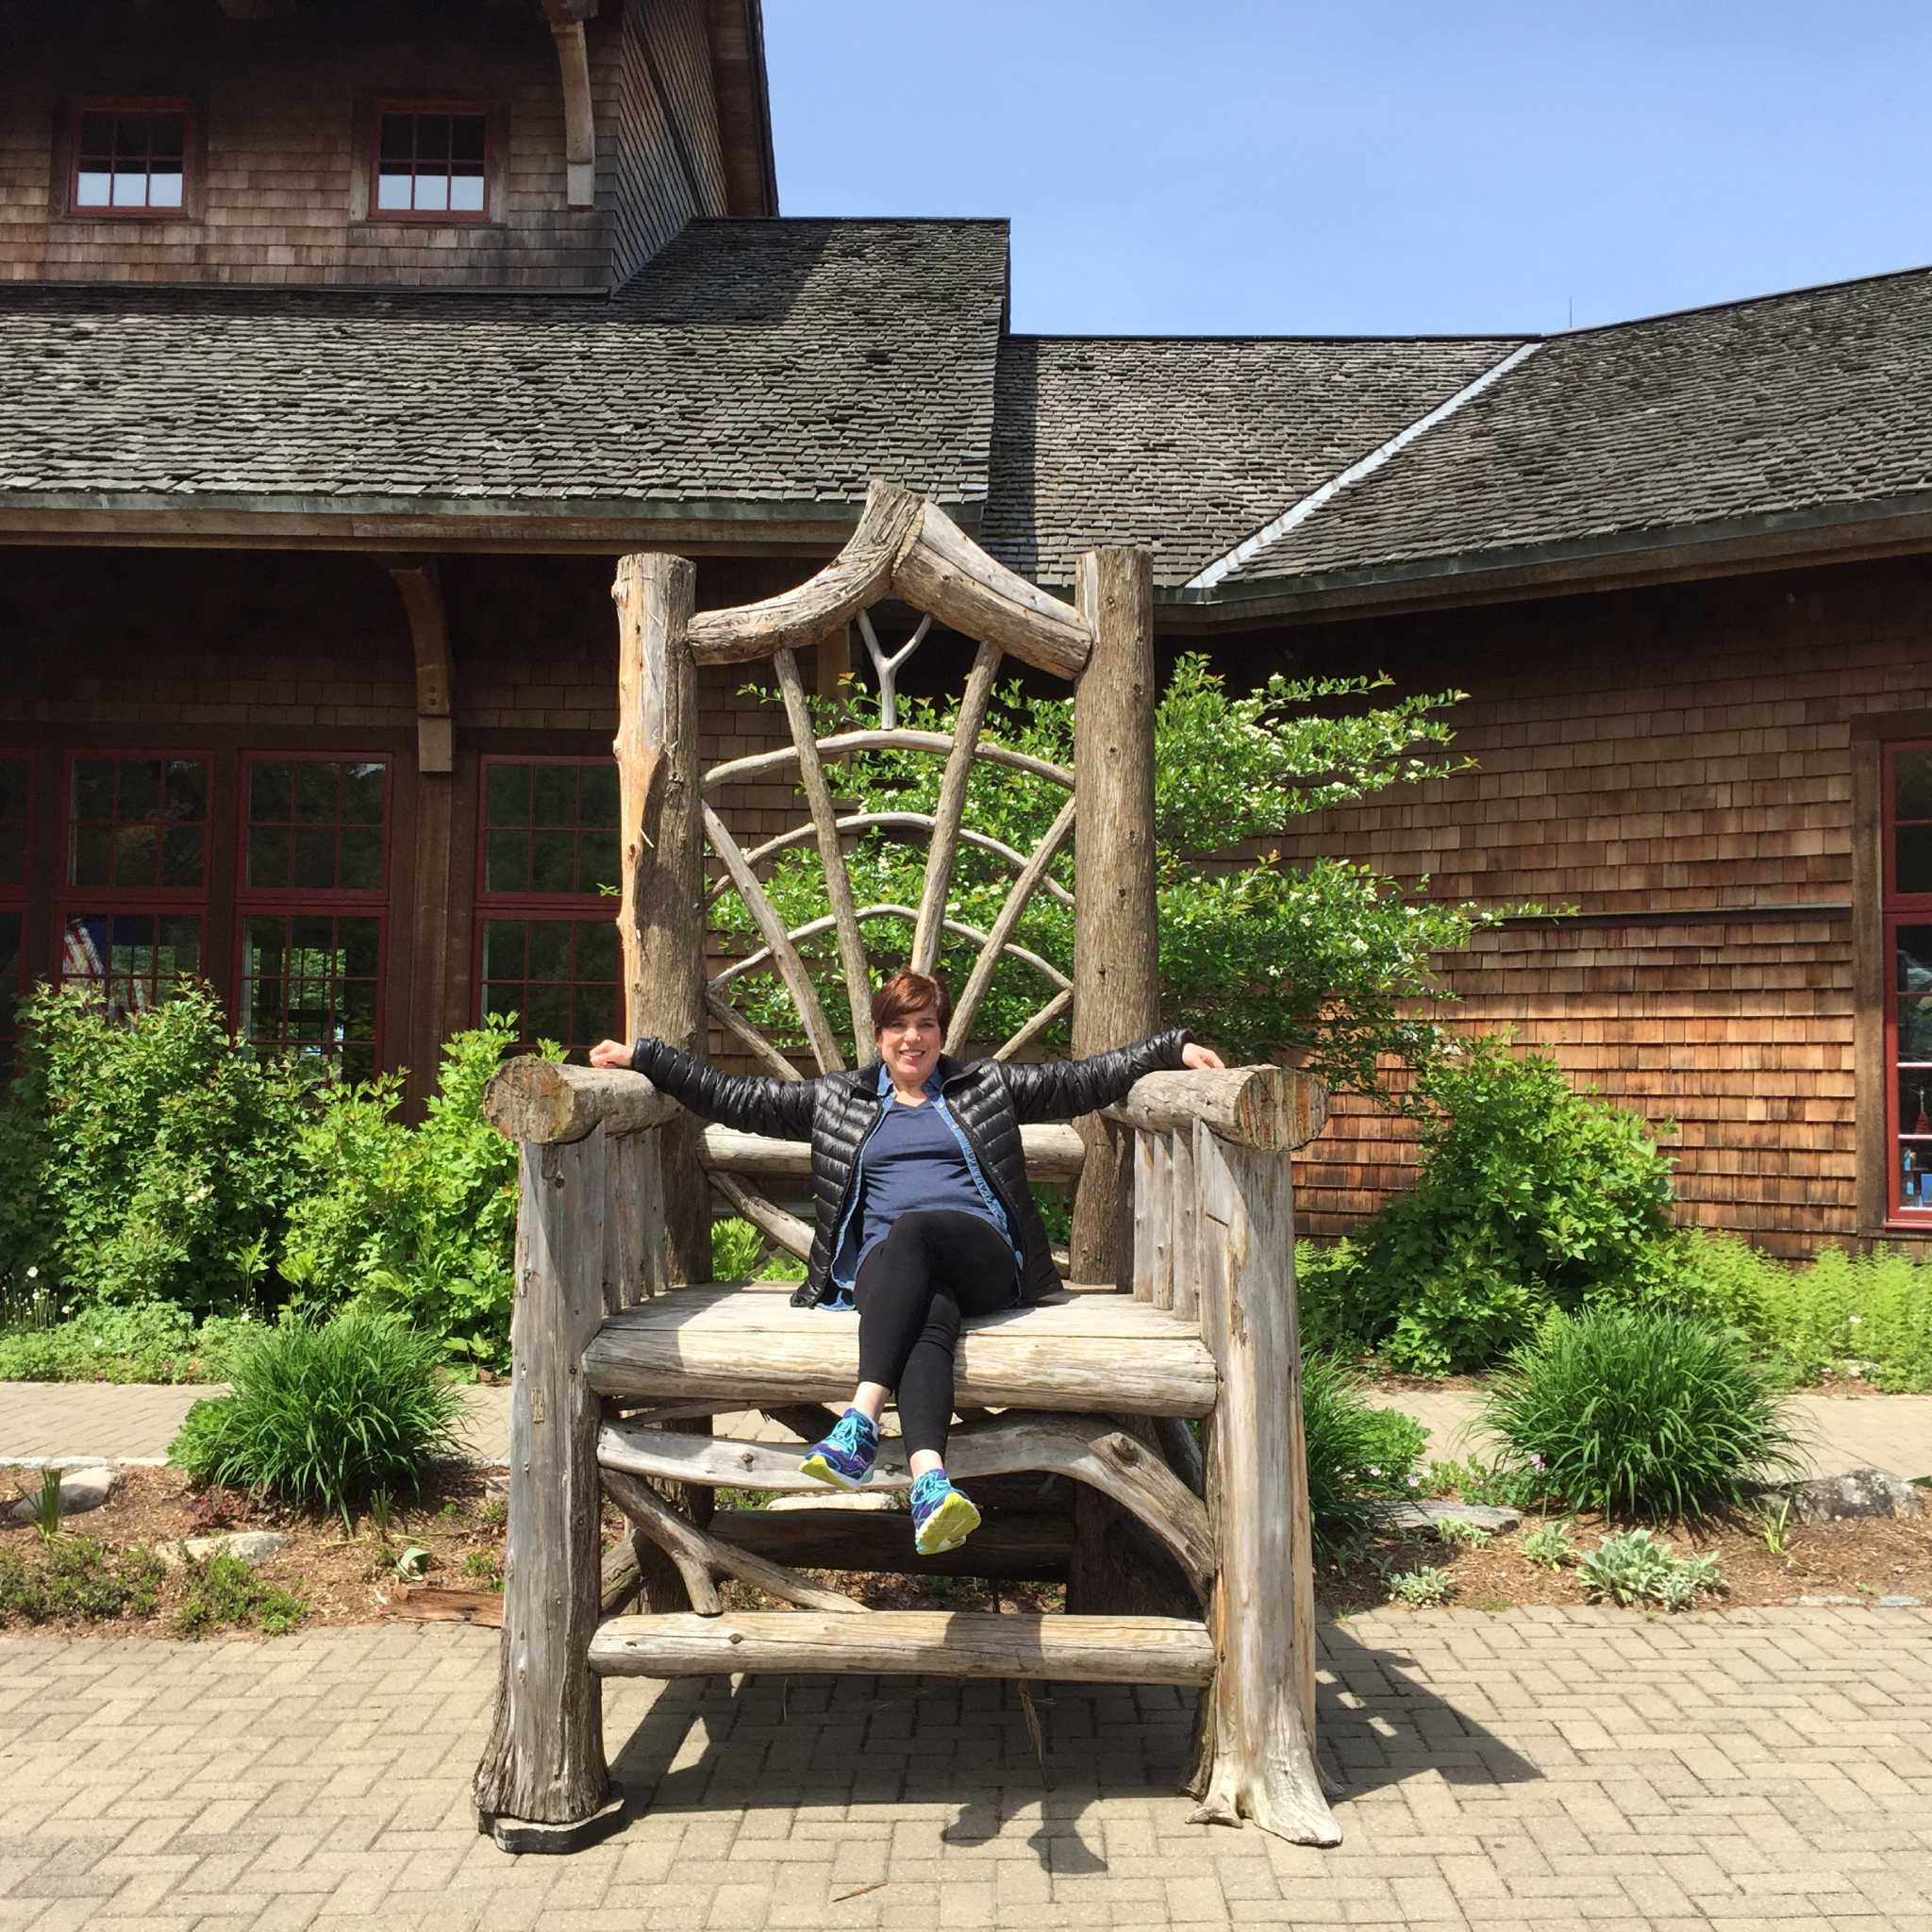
[628,1029,1194,1307]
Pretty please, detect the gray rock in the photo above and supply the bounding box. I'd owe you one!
[156,1531,290,1568]
[8,1464,114,1521]
[1878,1594,1924,1609]
[1776,1468,1927,1524]
[1791,1594,1865,1607]
[1372,1500,1522,1534]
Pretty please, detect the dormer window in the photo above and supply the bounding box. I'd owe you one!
[374,103,490,220]
[71,100,189,215]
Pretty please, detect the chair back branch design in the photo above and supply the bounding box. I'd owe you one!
[472,480,1338,1857]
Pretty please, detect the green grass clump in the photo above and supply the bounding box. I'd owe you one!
[1481,1307,1804,1521]
[175,1551,306,1638]
[1300,1355,1426,1557]
[169,1307,464,1526]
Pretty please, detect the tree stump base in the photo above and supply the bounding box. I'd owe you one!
[478,1786,627,1855]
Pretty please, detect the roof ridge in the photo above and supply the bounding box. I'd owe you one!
[1562,260,1932,339]
[1184,341,1542,591]
[1007,330,1537,347]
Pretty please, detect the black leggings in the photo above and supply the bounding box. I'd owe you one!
[854,1210,1016,1459]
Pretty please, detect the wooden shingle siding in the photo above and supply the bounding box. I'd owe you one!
[0,0,729,291]
[1266,556,1932,1257]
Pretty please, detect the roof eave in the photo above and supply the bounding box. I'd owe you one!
[0,488,986,555]
[1153,491,1932,630]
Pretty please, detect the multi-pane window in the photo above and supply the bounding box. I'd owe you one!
[72,101,188,213]
[374,105,489,218]
[0,757,28,1075]
[236,756,390,1081]
[475,758,622,1058]
[1885,742,1932,1220]
[57,753,209,1020]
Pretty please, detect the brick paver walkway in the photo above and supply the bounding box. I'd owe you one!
[2,1608,1928,1930]
[8,1381,1930,1478]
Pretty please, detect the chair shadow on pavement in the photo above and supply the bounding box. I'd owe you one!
[606,1620,1540,1870]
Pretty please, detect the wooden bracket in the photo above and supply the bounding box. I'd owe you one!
[542,0,599,208]
[383,559,454,775]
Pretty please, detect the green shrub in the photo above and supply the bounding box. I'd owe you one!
[0,983,321,1319]
[1386,1565,1453,1607]
[1520,1520,1577,1572]
[175,1551,306,1637]
[0,1537,166,1624]
[710,1217,765,1282]
[0,1302,252,1384]
[1481,1307,1804,1521]
[1293,1238,1378,1356]
[1578,1529,1724,1610]
[1357,1032,1680,1374]
[279,1019,538,1367]
[170,1307,464,1526]
[1300,1356,1425,1556]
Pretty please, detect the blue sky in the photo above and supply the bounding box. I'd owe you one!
[766,1,1932,339]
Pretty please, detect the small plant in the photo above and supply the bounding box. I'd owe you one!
[1759,1497,1795,1557]
[1579,1529,1724,1611]
[462,1549,505,1591]
[26,1469,62,1542]
[1420,1456,1550,1510]
[1299,1355,1427,1556]
[169,1307,465,1529]
[368,1489,395,1542]
[1521,1520,1578,1572]
[1481,1307,1804,1520]
[0,1537,166,1624]
[709,1216,765,1282]
[481,1496,508,1529]
[175,1551,306,1638]
[1433,1517,1491,1549]
[189,1486,242,1536]
[1387,1565,1454,1607]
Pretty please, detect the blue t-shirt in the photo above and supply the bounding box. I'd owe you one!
[854,1095,1005,1271]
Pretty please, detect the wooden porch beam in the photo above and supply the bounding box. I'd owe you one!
[542,0,599,208]
[383,558,455,775]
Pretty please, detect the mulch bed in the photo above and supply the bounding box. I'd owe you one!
[2,1463,1926,1639]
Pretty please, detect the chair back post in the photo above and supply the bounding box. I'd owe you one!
[1069,544,1159,1283]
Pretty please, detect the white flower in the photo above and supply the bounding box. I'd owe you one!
[26,1266,38,1279]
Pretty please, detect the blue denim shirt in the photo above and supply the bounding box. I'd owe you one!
[819,1064,1022,1310]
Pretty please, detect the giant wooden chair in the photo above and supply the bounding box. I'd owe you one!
[472,481,1339,1852]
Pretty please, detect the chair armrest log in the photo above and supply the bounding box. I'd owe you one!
[698,1121,1086,1181]
[482,1058,682,1146]
[1106,1065,1326,1152]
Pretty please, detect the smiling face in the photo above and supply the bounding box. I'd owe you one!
[876,1003,942,1089]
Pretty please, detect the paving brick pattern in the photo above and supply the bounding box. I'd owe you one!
[3,1608,1929,1931]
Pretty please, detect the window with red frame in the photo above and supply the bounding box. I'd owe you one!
[475,758,622,1058]
[71,101,189,213]
[1886,741,1932,1219]
[374,105,489,218]
[0,755,29,1076]
[56,753,210,1021]
[235,756,391,1081]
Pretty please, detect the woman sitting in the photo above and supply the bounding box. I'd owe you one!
[591,968,1222,1556]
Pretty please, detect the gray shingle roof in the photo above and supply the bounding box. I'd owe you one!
[981,333,1527,587]
[1221,268,1932,590]
[0,218,1008,512]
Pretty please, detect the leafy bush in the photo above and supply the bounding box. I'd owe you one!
[1293,1239,1378,1357]
[1578,1529,1724,1610]
[1356,1032,1680,1374]
[710,1217,767,1282]
[279,1019,537,1366]
[170,1307,465,1526]
[0,1537,165,1624]
[0,1302,253,1384]
[0,984,320,1318]
[1664,1229,1932,1391]
[1300,1356,1425,1556]
[1520,1520,1577,1572]
[175,1551,305,1637]
[1481,1307,1804,1521]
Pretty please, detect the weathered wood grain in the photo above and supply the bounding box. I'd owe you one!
[912,638,1004,974]
[698,1121,1085,1181]
[483,1058,679,1147]
[1107,1065,1329,1153]
[705,729,1073,796]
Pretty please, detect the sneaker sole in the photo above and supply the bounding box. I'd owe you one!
[914,1491,981,1557]
[798,1452,873,1492]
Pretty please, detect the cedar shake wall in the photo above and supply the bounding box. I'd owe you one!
[1255,556,1932,1258]
[0,0,726,290]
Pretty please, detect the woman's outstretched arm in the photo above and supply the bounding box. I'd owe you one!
[1001,1029,1225,1125]
[588,1036,817,1140]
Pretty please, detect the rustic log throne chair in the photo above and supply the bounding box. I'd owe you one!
[472,480,1339,1853]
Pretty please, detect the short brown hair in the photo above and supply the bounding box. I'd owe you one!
[871,968,949,1036]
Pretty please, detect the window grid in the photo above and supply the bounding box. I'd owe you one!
[235,753,392,1080]
[474,756,624,1059]
[1883,740,1932,1222]
[54,750,211,1022]
[0,754,30,1075]
[70,98,190,215]
[372,102,490,222]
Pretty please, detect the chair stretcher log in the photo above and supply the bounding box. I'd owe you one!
[590,1611,1213,1686]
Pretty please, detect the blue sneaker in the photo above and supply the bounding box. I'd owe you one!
[798,1407,879,1491]
[909,1470,981,1556]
